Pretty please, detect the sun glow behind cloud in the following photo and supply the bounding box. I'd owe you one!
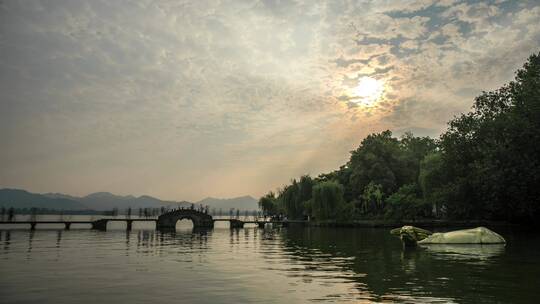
[352,77,385,106]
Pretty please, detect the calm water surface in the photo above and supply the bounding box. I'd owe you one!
[1,216,539,303]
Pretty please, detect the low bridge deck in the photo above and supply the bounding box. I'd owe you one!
[0,216,306,231]
[0,219,157,230]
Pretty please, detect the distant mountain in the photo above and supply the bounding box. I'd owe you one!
[197,195,258,211]
[1,188,257,212]
[76,192,190,211]
[44,192,82,201]
[0,189,85,210]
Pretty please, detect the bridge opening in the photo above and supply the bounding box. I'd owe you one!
[175,218,194,230]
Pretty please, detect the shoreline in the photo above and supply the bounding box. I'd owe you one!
[303,219,523,229]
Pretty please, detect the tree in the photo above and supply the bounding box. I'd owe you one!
[258,192,279,217]
[418,152,446,217]
[361,182,384,214]
[311,181,345,220]
[438,52,540,222]
[385,184,430,220]
[348,131,402,200]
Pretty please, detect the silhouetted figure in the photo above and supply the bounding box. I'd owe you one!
[8,207,14,222]
[127,207,132,219]
[190,203,194,210]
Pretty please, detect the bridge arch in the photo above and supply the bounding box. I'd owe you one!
[157,209,214,230]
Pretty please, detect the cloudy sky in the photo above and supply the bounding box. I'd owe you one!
[1,0,539,201]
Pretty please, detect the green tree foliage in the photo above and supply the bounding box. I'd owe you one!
[311,181,346,220]
[361,182,384,214]
[386,184,430,220]
[277,175,314,219]
[418,152,447,217]
[281,181,300,219]
[347,131,436,200]
[258,191,279,217]
[297,175,314,209]
[437,52,540,222]
[400,132,437,183]
[348,131,401,197]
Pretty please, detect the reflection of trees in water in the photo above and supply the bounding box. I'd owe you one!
[56,231,62,248]
[229,228,240,247]
[3,231,10,251]
[279,227,506,303]
[134,229,211,256]
[125,231,131,256]
[27,230,34,253]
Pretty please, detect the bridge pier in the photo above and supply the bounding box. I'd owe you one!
[64,222,71,230]
[30,222,36,230]
[257,222,265,229]
[126,220,133,231]
[91,219,108,231]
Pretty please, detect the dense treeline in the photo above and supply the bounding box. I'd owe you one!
[259,52,540,224]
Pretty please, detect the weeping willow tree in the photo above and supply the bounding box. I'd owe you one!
[311,181,345,220]
[258,191,279,217]
[361,182,384,214]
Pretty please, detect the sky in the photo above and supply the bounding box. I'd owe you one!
[1,0,539,201]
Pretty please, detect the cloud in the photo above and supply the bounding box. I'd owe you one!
[0,0,539,200]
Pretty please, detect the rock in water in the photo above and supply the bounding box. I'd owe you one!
[391,225,433,247]
[418,227,505,244]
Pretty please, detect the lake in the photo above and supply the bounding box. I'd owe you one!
[1,216,539,303]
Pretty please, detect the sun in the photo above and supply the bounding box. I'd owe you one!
[352,76,384,105]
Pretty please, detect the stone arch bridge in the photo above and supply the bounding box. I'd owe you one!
[156,209,215,229]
